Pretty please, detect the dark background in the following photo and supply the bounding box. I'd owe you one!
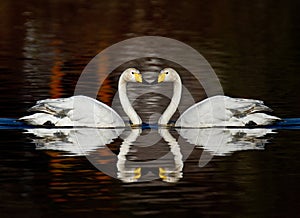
[0,0,300,217]
[1,0,299,117]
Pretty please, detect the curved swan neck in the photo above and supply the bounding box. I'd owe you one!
[118,75,142,125]
[159,74,182,125]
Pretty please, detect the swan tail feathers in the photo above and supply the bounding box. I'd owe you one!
[27,98,72,116]
[19,113,60,126]
[242,113,281,126]
[250,103,273,113]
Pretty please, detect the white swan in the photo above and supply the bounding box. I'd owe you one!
[20,68,143,127]
[157,68,280,127]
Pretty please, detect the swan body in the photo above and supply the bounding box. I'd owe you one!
[176,95,280,127]
[20,68,143,127]
[20,96,125,127]
[158,68,280,127]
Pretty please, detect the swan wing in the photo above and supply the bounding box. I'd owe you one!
[176,95,280,127]
[20,95,125,127]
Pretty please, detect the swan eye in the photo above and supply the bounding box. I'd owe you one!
[131,72,135,75]
[165,72,168,74]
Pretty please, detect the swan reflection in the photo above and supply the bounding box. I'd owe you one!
[116,128,142,183]
[116,128,183,183]
[24,126,275,182]
[25,128,123,156]
[177,128,275,156]
[158,128,183,183]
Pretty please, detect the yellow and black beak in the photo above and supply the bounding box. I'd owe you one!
[133,167,141,179]
[134,73,142,83]
[158,73,165,83]
[159,167,167,180]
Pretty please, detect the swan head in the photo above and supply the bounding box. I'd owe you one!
[158,68,178,83]
[122,68,142,83]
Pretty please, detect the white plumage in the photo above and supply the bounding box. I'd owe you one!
[176,95,280,127]
[20,96,125,127]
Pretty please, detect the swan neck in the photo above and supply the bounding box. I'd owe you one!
[119,76,142,125]
[159,76,182,125]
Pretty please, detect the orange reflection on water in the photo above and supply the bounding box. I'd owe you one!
[96,53,114,105]
[50,40,64,98]
[46,149,115,204]
[98,77,114,106]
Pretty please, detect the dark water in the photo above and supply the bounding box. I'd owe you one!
[1,0,300,217]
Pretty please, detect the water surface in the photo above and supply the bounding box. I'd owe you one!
[0,0,300,217]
